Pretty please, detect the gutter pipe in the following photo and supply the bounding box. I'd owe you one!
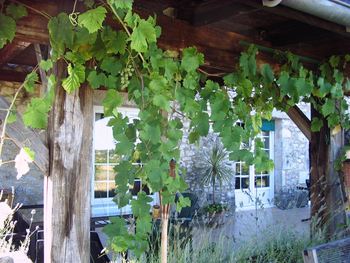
[263,0,350,29]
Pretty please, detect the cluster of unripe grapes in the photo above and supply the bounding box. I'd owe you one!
[120,63,134,89]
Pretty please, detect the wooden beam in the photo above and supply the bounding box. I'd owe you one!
[0,96,48,174]
[177,0,254,26]
[0,40,31,67]
[0,70,27,82]
[13,1,271,73]
[286,105,311,141]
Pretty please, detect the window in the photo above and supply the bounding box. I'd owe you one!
[235,162,250,189]
[94,113,118,199]
[254,131,270,188]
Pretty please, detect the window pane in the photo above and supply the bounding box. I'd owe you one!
[142,184,151,195]
[94,182,107,198]
[95,150,108,163]
[261,131,269,137]
[242,163,249,175]
[263,137,269,150]
[235,177,241,189]
[262,176,270,187]
[255,176,262,187]
[108,182,116,198]
[95,165,110,181]
[130,180,141,196]
[242,178,249,189]
[109,150,119,163]
[235,163,241,175]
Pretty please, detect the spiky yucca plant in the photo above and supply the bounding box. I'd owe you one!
[199,138,232,204]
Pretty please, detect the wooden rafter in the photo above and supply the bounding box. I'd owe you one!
[0,40,31,67]
[177,0,256,26]
[286,105,311,141]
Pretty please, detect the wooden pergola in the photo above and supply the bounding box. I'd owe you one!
[1,0,350,262]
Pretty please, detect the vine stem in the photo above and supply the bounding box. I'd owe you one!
[10,0,51,20]
[0,65,38,164]
[106,1,151,75]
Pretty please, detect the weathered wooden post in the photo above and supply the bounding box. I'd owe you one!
[44,61,93,262]
[310,106,347,239]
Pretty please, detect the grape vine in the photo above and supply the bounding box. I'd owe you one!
[1,0,350,258]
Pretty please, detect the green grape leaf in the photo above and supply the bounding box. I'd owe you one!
[78,6,107,33]
[239,48,257,77]
[103,217,128,238]
[6,4,27,20]
[48,13,74,56]
[176,196,191,212]
[102,27,128,54]
[23,98,50,129]
[181,47,204,73]
[140,124,161,145]
[152,94,170,111]
[130,19,157,52]
[105,74,118,89]
[87,71,106,89]
[24,72,39,93]
[329,55,340,68]
[161,190,175,205]
[101,57,122,76]
[62,63,85,93]
[261,64,274,84]
[295,78,312,97]
[317,77,332,98]
[192,112,209,136]
[0,14,16,49]
[241,78,253,97]
[109,0,133,10]
[102,89,123,116]
[135,215,152,236]
[144,159,164,191]
[311,117,323,132]
[39,59,53,72]
[131,192,152,217]
[321,99,335,117]
[188,131,200,144]
[327,113,340,128]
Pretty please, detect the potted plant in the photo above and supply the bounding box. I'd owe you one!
[198,137,233,226]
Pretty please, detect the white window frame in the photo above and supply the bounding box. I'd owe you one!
[91,106,159,217]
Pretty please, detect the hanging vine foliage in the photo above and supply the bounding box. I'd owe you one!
[1,0,350,257]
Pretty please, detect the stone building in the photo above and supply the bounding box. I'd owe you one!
[0,81,310,215]
[179,104,310,211]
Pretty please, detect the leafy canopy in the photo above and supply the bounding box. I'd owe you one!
[2,0,350,258]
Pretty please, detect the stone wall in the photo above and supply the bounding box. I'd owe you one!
[179,122,236,212]
[273,104,310,191]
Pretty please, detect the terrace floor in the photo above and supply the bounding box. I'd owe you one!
[96,206,311,260]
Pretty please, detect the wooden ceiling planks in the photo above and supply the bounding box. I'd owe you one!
[2,0,350,82]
